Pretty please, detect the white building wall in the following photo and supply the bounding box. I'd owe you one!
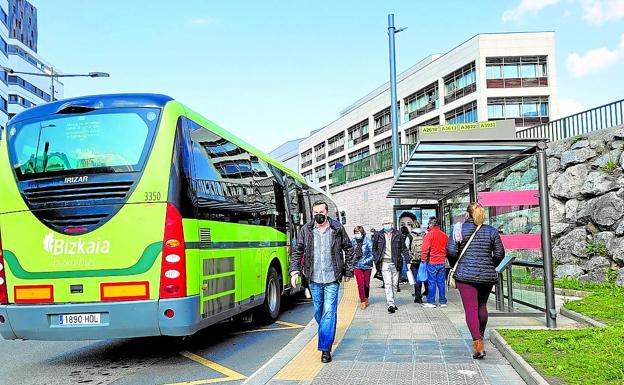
[298,32,558,194]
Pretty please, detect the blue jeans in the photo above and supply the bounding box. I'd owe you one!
[309,281,340,352]
[427,263,447,305]
[401,258,408,280]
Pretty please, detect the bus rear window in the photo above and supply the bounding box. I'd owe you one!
[7,108,160,180]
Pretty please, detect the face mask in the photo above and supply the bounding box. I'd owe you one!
[314,214,326,225]
[354,233,362,240]
[383,224,392,232]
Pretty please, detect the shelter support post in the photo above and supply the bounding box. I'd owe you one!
[537,143,557,328]
[470,157,478,202]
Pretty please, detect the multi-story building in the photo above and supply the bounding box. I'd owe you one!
[0,0,63,129]
[268,137,305,172]
[294,32,557,230]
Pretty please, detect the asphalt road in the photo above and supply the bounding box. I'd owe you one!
[0,296,313,385]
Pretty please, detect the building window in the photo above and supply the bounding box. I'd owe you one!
[8,75,52,101]
[301,149,312,168]
[0,37,7,56]
[327,132,345,156]
[375,138,392,153]
[445,101,477,124]
[347,119,369,148]
[486,56,548,88]
[405,116,440,144]
[349,147,370,162]
[302,170,313,184]
[329,156,345,170]
[404,82,439,122]
[443,61,476,104]
[314,142,326,162]
[0,96,7,113]
[0,7,7,27]
[488,96,549,127]
[315,165,327,183]
[373,103,398,136]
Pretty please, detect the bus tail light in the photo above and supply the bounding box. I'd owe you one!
[159,203,187,299]
[0,232,7,305]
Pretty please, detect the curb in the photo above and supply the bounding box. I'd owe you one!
[560,307,607,328]
[490,330,551,385]
[242,285,348,385]
[242,315,319,385]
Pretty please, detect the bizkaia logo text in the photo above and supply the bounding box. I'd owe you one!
[43,233,111,255]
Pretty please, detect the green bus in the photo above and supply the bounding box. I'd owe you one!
[0,93,339,340]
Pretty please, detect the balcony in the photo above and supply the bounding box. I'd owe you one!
[330,144,415,188]
[374,123,391,136]
[328,145,344,157]
[444,83,476,104]
[408,101,437,121]
[347,134,369,148]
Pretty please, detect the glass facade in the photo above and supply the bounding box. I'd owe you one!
[349,147,370,162]
[443,62,476,104]
[486,56,548,88]
[488,96,549,126]
[347,119,369,148]
[445,101,477,124]
[404,82,438,122]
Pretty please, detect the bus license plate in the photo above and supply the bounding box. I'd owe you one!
[59,313,101,325]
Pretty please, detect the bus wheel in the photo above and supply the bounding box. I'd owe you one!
[256,266,281,324]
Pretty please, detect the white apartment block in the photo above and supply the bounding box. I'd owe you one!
[0,0,64,129]
[297,32,558,192]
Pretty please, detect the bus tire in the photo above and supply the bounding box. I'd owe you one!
[256,266,281,324]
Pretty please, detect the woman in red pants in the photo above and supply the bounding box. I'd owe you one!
[447,203,505,359]
[351,226,374,310]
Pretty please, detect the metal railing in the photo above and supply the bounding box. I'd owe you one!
[517,98,624,141]
[330,144,414,187]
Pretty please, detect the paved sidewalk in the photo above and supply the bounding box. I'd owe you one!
[267,280,542,385]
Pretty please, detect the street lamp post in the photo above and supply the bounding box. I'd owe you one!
[0,66,109,102]
[388,14,406,207]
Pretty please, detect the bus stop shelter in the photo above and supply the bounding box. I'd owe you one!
[387,136,558,328]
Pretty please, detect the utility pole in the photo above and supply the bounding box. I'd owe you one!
[388,14,406,209]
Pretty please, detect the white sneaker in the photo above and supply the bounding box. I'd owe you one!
[422,303,436,308]
[440,304,448,308]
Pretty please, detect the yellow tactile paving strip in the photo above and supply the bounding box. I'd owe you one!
[274,280,359,381]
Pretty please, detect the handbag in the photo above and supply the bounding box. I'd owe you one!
[448,225,481,289]
[416,250,430,282]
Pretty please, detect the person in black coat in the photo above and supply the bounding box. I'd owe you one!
[447,202,504,360]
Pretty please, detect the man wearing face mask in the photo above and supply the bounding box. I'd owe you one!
[372,217,410,313]
[289,200,354,364]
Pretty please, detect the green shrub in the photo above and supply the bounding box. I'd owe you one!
[586,240,609,257]
[601,159,619,174]
[571,135,585,145]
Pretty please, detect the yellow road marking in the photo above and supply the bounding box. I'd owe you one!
[160,351,247,385]
[180,351,247,380]
[274,280,358,381]
[235,320,305,334]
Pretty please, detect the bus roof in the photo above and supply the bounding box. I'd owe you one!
[8,93,174,125]
[8,93,309,186]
